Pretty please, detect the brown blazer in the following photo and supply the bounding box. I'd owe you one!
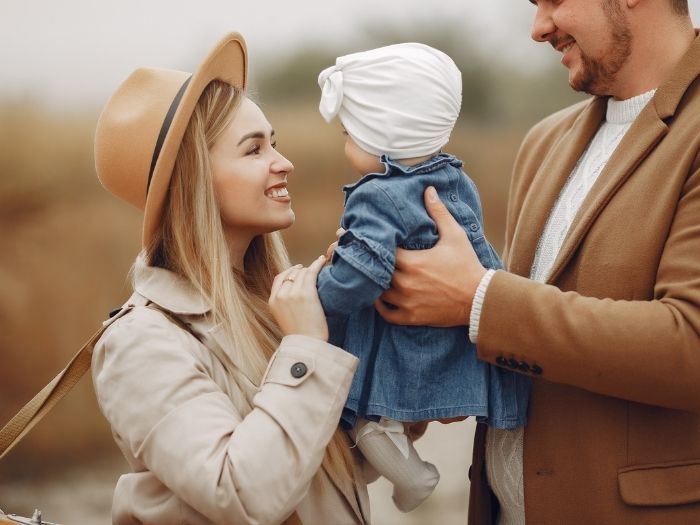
[469,34,700,524]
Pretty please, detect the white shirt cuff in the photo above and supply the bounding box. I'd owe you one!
[468,269,497,344]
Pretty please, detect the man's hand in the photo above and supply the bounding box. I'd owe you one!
[375,186,487,327]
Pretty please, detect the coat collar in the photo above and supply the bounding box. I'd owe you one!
[132,254,211,315]
[509,32,700,283]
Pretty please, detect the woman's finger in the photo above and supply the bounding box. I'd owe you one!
[270,264,303,300]
[303,255,327,285]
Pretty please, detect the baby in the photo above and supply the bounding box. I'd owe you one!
[316,43,531,512]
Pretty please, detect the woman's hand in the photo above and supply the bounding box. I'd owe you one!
[375,186,487,327]
[269,256,329,341]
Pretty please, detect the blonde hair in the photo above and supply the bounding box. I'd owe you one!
[146,80,354,487]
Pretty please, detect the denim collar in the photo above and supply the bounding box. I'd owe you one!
[342,153,462,195]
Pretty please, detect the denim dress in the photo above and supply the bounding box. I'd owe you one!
[317,153,530,429]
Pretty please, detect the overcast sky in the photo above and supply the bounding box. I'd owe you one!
[1,0,699,109]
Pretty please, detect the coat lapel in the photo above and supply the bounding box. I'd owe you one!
[507,97,606,277]
[321,460,368,524]
[545,30,700,284]
[545,107,668,284]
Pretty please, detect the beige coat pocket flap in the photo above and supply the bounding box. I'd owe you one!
[618,460,700,506]
[263,353,316,387]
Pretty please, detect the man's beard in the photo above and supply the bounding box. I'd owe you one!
[572,0,633,95]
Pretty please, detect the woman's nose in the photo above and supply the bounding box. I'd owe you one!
[272,150,294,175]
[531,3,557,43]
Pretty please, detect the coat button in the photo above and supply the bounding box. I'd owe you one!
[518,361,531,373]
[291,362,308,378]
[507,358,520,370]
[495,356,508,367]
[531,364,543,375]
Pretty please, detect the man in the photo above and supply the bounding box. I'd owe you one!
[377,0,700,523]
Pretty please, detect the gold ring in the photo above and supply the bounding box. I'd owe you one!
[283,276,295,283]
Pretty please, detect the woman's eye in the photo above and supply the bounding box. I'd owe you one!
[247,145,261,155]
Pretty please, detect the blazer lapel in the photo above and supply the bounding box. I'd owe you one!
[521,32,700,284]
[545,107,668,284]
[507,97,606,277]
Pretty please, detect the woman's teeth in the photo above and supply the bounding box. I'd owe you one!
[266,187,289,198]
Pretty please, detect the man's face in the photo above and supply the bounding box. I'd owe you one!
[530,0,633,96]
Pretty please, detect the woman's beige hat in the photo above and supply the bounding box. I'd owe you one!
[94,32,247,248]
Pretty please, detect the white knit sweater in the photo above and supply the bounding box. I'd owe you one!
[469,89,656,525]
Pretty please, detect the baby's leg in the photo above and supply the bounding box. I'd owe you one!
[352,417,439,512]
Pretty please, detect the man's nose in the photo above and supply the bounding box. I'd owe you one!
[531,3,557,43]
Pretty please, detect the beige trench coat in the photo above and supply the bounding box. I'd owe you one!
[92,259,371,525]
[468,33,700,524]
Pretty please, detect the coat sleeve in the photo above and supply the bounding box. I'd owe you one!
[317,181,409,316]
[476,166,700,413]
[92,308,358,525]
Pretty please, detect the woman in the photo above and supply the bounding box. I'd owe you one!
[91,32,371,524]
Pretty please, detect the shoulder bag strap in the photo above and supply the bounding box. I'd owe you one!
[0,306,134,460]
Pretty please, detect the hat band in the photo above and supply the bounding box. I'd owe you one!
[146,75,193,193]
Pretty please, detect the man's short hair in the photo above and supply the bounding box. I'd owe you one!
[671,0,689,16]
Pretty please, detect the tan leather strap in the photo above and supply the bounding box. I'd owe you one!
[0,306,133,460]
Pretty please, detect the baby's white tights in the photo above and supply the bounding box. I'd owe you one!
[352,417,439,512]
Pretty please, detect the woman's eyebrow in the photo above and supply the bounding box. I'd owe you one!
[237,129,275,146]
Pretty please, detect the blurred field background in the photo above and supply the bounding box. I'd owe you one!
[3,2,694,523]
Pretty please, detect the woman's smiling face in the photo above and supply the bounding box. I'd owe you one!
[210,97,295,241]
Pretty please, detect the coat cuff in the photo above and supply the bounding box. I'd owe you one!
[261,335,358,389]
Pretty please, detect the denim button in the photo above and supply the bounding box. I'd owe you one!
[291,362,308,378]
[470,223,479,232]
[449,193,458,202]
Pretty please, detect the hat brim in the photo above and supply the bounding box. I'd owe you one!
[142,32,247,248]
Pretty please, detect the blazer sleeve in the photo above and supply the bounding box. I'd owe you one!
[476,166,700,413]
[317,181,409,316]
[92,308,358,525]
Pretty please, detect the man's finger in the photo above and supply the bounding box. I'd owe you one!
[375,299,404,324]
[394,247,422,271]
[423,186,464,242]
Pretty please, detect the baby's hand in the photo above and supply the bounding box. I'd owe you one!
[324,227,346,264]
